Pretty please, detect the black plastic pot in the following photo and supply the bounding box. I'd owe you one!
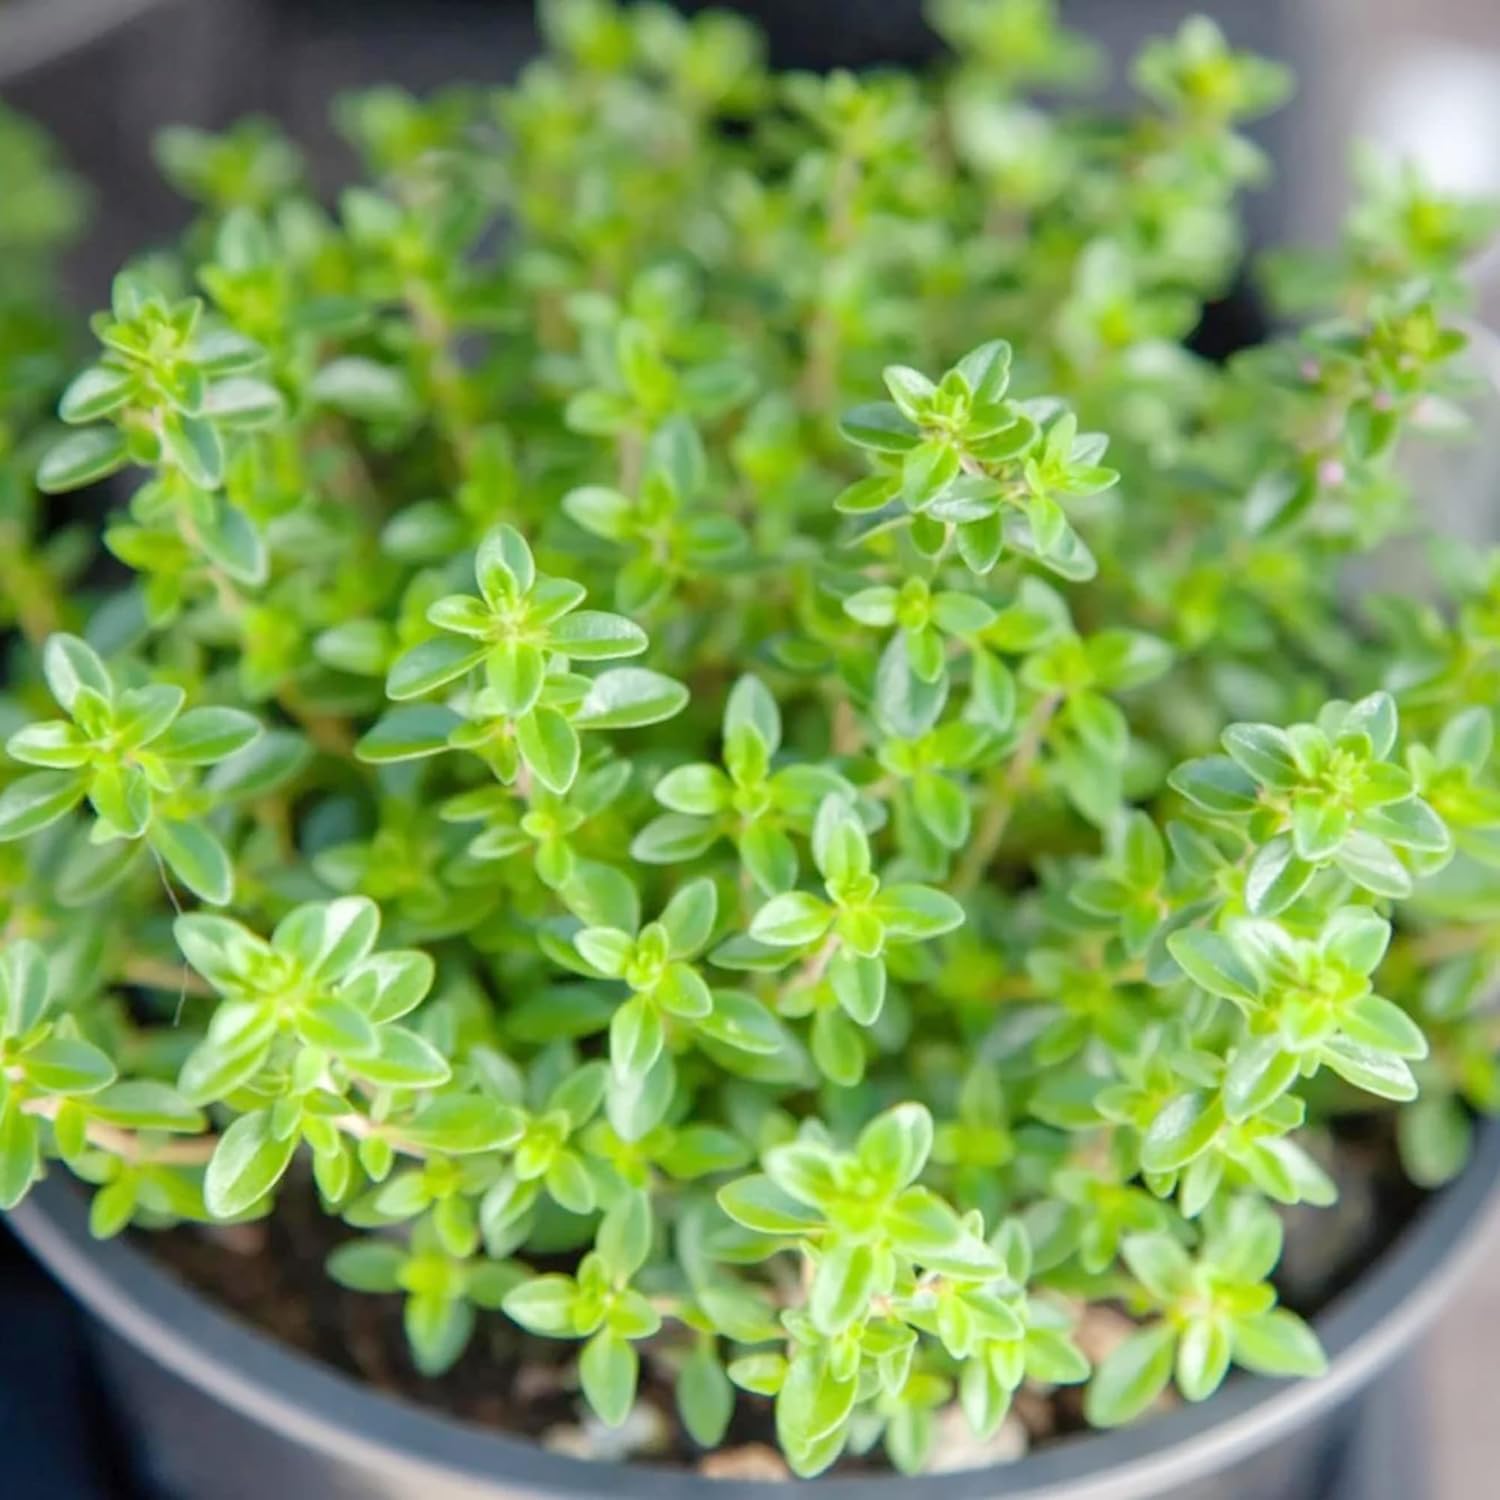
[0,0,176,84]
[8,1119,1500,1500]
[0,0,269,302]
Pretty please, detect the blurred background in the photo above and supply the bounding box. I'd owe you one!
[2,0,1499,1496]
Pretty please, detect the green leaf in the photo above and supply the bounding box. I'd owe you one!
[327,1239,405,1292]
[21,1036,117,1095]
[89,1177,138,1239]
[717,1173,824,1233]
[876,884,965,939]
[386,636,486,700]
[740,822,798,895]
[475,524,536,604]
[596,1190,652,1281]
[87,1081,205,1132]
[811,1006,864,1085]
[829,949,885,1025]
[574,926,635,977]
[550,611,648,661]
[580,1331,638,1427]
[206,731,311,799]
[88,761,151,838]
[1169,757,1259,815]
[547,1151,597,1215]
[204,1108,299,1218]
[1025,1328,1090,1385]
[654,763,731,816]
[857,1102,932,1189]
[573,668,690,730]
[351,1027,451,1088]
[355,706,462,763]
[59,365,136,423]
[1291,795,1349,862]
[516,707,580,793]
[150,820,234,905]
[173,913,266,989]
[903,440,961,508]
[563,484,633,540]
[749,891,832,947]
[659,878,718,957]
[1121,1233,1193,1300]
[37,428,129,493]
[1398,1095,1472,1187]
[1231,1309,1327,1378]
[677,1347,734,1448]
[486,639,546,718]
[913,771,970,849]
[1167,929,1259,1002]
[632,813,719,864]
[309,357,415,421]
[7,721,90,769]
[1222,723,1300,788]
[725,675,782,753]
[835,474,901,514]
[190,324,266,374]
[1140,1092,1222,1173]
[1176,1317,1233,1402]
[699,989,785,1055]
[315,620,392,677]
[117,686,186,753]
[202,375,286,428]
[43,635,112,712]
[401,1096,525,1154]
[1341,993,1427,1059]
[839,402,920,453]
[1,940,51,1036]
[610,994,664,1077]
[1224,1036,1299,1121]
[154,706,261,764]
[274,896,379,981]
[1333,833,1412,899]
[405,1294,474,1376]
[1322,908,1392,974]
[957,339,1013,402]
[884,366,937,419]
[0,770,88,840]
[1084,1322,1178,1427]
[0,1098,40,1209]
[809,1241,880,1334]
[776,1350,856,1474]
[1244,836,1314,916]
[1364,796,1450,854]
[502,1274,580,1336]
[197,498,267,585]
[428,595,495,638]
[161,411,225,488]
[1318,1037,1418,1101]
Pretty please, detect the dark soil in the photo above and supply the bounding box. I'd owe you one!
[142,1112,1430,1475]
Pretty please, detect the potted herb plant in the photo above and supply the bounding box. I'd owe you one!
[5,2,1500,1496]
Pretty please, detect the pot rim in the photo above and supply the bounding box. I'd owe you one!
[0,0,186,85]
[9,1119,1500,1500]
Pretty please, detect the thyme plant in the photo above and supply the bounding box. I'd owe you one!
[5,0,1500,1476]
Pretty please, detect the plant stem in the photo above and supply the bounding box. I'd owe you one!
[801,151,860,418]
[1404,924,1496,964]
[21,1095,218,1165]
[22,1094,430,1173]
[790,933,840,993]
[406,279,477,473]
[119,956,214,998]
[951,693,1061,898]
